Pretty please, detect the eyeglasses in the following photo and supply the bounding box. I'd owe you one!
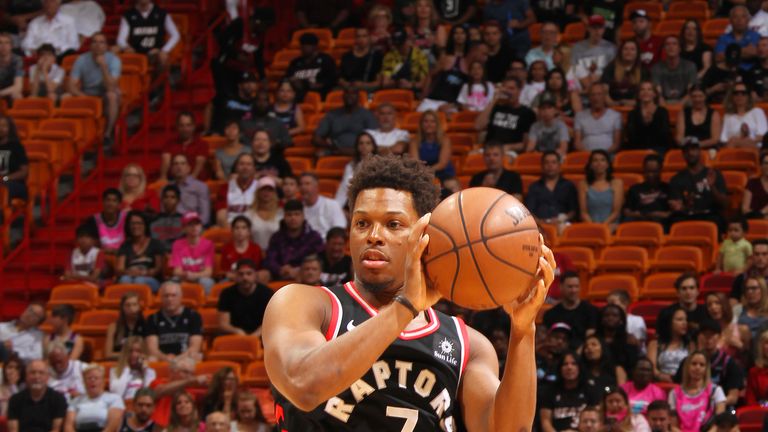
[746,285,761,290]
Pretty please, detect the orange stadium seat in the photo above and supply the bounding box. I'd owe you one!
[196,360,242,378]
[461,153,486,176]
[713,148,759,173]
[667,2,709,20]
[286,157,313,175]
[628,300,668,329]
[72,310,119,352]
[32,118,85,154]
[285,135,316,158]
[614,150,655,173]
[24,139,64,172]
[270,49,301,72]
[612,221,664,253]
[663,148,710,172]
[654,20,685,38]
[700,272,736,295]
[703,18,729,46]
[203,226,232,249]
[641,272,680,299]
[301,92,323,114]
[555,246,596,273]
[521,175,537,195]
[14,119,35,140]
[448,111,479,133]
[7,97,54,125]
[324,89,366,111]
[665,220,718,269]
[207,281,232,306]
[447,133,475,155]
[47,284,99,310]
[649,246,704,274]
[169,283,204,308]
[243,361,270,387]
[289,28,334,50]
[737,406,768,432]
[558,223,611,253]
[335,28,356,49]
[529,23,543,45]
[539,223,559,246]
[319,178,340,198]
[562,151,589,174]
[101,283,154,309]
[26,153,55,202]
[512,152,543,176]
[562,22,586,43]
[595,246,649,278]
[206,335,263,364]
[315,156,351,179]
[199,308,220,338]
[614,173,643,193]
[747,219,768,242]
[723,170,748,212]
[587,274,639,301]
[372,89,415,112]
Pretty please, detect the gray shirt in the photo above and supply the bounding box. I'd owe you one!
[214,145,252,177]
[529,119,570,152]
[316,107,378,149]
[172,176,211,225]
[651,58,698,102]
[570,39,616,80]
[71,51,121,95]
[0,54,23,89]
[574,109,622,152]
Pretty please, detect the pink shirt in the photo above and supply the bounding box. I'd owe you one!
[622,382,667,414]
[170,237,214,272]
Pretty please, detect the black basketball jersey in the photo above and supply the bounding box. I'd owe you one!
[124,6,167,54]
[273,282,470,432]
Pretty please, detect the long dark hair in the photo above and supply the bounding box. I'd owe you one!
[115,292,144,345]
[0,114,20,143]
[585,149,614,184]
[445,24,469,56]
[581,335,618,380]
[204,366,238,414]
[124,210,151,240]
[657,304,690,346]
[353,132,379,165]
[680,19,704,50]
[595,304,630,345]
[1,354,25,386]
[545,68,569,101]
[556,351,586,389]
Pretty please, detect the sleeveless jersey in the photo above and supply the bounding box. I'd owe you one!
[225,178,258,220]
[95,211,127,251]
[273,282,470,432]
[672,383,714,432]
[124,6,167,53]
[70,246,101,276]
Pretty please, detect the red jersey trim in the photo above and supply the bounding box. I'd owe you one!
[317,286,342,341]
[453,316,470,378]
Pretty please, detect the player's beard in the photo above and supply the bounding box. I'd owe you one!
[357,277,395,294]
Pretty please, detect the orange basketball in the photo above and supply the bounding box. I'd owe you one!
[424,187,541,310]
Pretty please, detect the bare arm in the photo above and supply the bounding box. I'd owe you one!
[702,111,722,149]
[573,127,585,151]
[290,107,306,136]
[605,179,624,225]
[145,335,167,361]
[115,255,127,277]
[608,127,621,154]
[104,323,117,359]
[540,409,557,432]
[218,311,246,335]
[69,335,84,360]
[676,109,686,144]
[7,420,18,432]
[191,156,206,179]
[154,375,207,397]
[577,181,591,222]
[742,189,754,214]
[159,153,171,180]
[182,335,203,358]
[213,157,226,180]
[68,77,85,97]
[64,411,76,432]
[103,407,124,432]
[475,97,498,131]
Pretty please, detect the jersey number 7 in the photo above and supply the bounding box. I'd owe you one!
[386,406,419,432]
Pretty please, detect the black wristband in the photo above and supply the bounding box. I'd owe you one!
[393,295,419,318]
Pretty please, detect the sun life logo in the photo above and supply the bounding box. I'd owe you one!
[433,337,458,366]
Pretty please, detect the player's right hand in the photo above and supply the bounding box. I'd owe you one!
[402,213,441,313]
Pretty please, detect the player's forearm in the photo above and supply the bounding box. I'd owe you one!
[492,329,537,432]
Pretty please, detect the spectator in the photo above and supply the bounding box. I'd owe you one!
[161,111,208,180]
[668,352,726,432]
[416,34,475,113]
[543,271,599,347]
[657,272,709,338]
[46,304,83,360]
[721,82,767,148]
[519,60,548,107]
[743,152,768,218]
[0,355,23,416]
[313,86,377,155]
[149,357,208,427]
[539,351,601,432]
[578,149,623,228]
[116,0,178,70]
[752,38,768,102]
[208,72,259,135]
[68,33,120,143]
[251,130,293,180]
[525,151,579,226]
[602,39,648,107]
[365,104,410,156]
[201,367,238,418]
[624,81,672,153]
[574,84,622,153]
[702,50,742,105]
[215,153,258,227]
[526,22,568,71]
[483,0,534,60]
[410,0,446,64]
[0,115,28,202]
[577,407,603,432]
[676,84,722,149]
[704,292,743,354]
[299,172,347,238]
[381,28,430,94]
[320,227,352,287]
[601,386,651,431]
[28,43,65,100]
[339,28,383,92]
[270,80,305,137]
[150,184,184,250]
[409,110,455,181]
[231,391,270,432]
[285,33,338,100]
[296,0,350,32]
[649,306,693,382]
[205,411,230,432]
[116,210,166,292]
[104,292,146,360]
[621,357,666,415]
[536,323,571,386]
[0,303,45,363]
[61,225,104,287]
[434,0,476,24]
[747,328,768,405]
[298,254,323,285]
[169,154,211,226]
[680,19,712,77]
[652,36,697,104]
[85,188,127,253]
[717,6,760,72]
[0,33,22,102]
[737,276,768,341]
[335,132,378,207]
[631,9,663,68]
[281,175,300,201]
[525,95,569,156]
[219,216,263,281]
[716,218,752,273]
[217,258,272,336]
[263,199,325,281]
[21,0,79,56]
[47,341,86,400]
[606,289,647,346]
[475,77,536,153]
[532,68,582,118]
[581,335,625,388]
[244,176,283,251]
[470,141,523,198]
[595,304,639,373]
[7,359,67,432]
[213,120,251,181]
[730,239,768,304]
[170,212,215,293]
[570,15,616,90]
[623,154,670,224]
[119,387,159,431]
[120,164,159,213]
[482,21,512,83]
[146,281,204,361]
[367,5,392,52]
[457,61,495,112]
[108,336,156,400]
[668,139,728,229]
[165,391,203,431]
[646,401,680,432]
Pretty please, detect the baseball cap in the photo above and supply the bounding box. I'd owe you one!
[299,32,319,46]
[588,14,606,27]
[239,71,258,84]
[630,9,649,20]
[391,27,408,45]
[235,258,260,271]
[258,176,277,189]
[538,92,557,108]
[182,212,203,226]
[548,322,572,335]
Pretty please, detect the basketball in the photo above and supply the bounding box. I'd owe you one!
[424,187,541,310]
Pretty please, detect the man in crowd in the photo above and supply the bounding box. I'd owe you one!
[313,86,377,155]
[365,103,410,156]
[577,408,604,432]
[0,302,45,363]
[656,272,708,338]
[285,32,338,100]
[469,141,523,199]
[146,281,204,361]
[338,27,383,92]
[205,412,231,432]
[0,33,23,102]
[716,5,760,71]
[632,9,664,68]
[482,21,512,83]
[730,239,768,304]
[623,154,670,224]
[483,0,535,59]
[115,0,180,70]
[574,83,622,153]
[170,212,215,293]
[298,254,323,285]
[381,28,429,93]
[7,359,68,432]
[263,199,325,281]
[150,357,209,427]
[525,21,568,70]
[217,259,273,337]
[570,15,616,90]
[21,0,79,56]
[240,90,292,149]
[525,151,578,226]
[651,35,697,103]
[536,322,572,386]
[668,139,728,229]
[160,111,208,180]
[543,271,599,347]
[435,0,476,25]
[169,154,211,225]
[474,77,536,153]
[646,401,681,432]
[320,227,352,287]
[215,153,258,226]
[150,184,184,249]
[299,172,347,238]
[208,72,259,134]
[120,387,159,431]
[0,106,28,201]
[48,341,86,400]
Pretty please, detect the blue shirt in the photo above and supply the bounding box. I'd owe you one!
[71,52,122,95]
[483,0,531,44]
[715,30,761,70]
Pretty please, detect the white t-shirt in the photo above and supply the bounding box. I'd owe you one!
[245,208,283,251]
[335,162,355,207]
[520,81,546,107]
[365,128,410,150]
[0,322,43,363]
[68,391,125,428]
[109,366,156,400]
[750,10,768,36]
[28,63,65,85]
[303,196,347,238]
[457,82,495,111]
[627,313,647,350]
[48,359,86,403]
[720,107,768,142]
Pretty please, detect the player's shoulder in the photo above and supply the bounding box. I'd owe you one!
[266,283,335,314]
[461,322,500,369]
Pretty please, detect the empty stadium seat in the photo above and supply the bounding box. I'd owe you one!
[700,272,736,295]
[512,152,543,176]
[286,157,313,175]
[555,246,596,273]
[595,246,649,278]
[47,284,100,310]
[614,150,655,173]
[747,219,768,242]
[315,156,351,179]
[586,274,639,301]
[206,335,262,363]
[650,245,704,274]
[243,361,270,387]
[558,223,611,253]
[319,178,340,198]
[101,283,154,309]
[562,151,590,174]
[713,148,759,173]
[628,300,668,329]
[611,221,664,253]
[665,221,718,269]
[641,272,680,299]
[196,360,242,378]
[667,2,709,20]
[371,90,416,111]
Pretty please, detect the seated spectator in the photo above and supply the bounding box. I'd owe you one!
[295,0,350,32]
[108,336,156,400]
[340,28,384,95]
[475,77,536,153]
[104,292,147,359]
[668,140,729,229]
[217,259,272,336]
[596,304,639,373]
[146,281,203,361]
[46,304,83,360]
[574,84,622,154]
[0,303,45,363]
[631,9,664,68]
[525,96,569,156]
[577,407,603,432]
[365,104,409,156]
[543,271,599,347]
[526,22,568,71]
[116,210,166,292]
[381,28,429,94]
[85,188,127,253]
[680,20,712,77]
[649,306,694,382]
[602,386,651,431]
[519,60,547,107]
[737,276,768,341]
[21,0,79,56]
[240,90,292,149]
[717,218,752,273]
[270,80,305,137]
[298,254,323,285]
[281,175,300,201]
[115,0,179,70]
[232,391,270,432]
[747,328,768,405]
[285,32,337,100]
[300,172,347,238]
[470,141,523,199]
[658,272,709,336]
[215,153,257,227]
[67,33,120,142]
[668,352,726,431]
[335,132,378,206]
[705,292,743,354]
[602,39,648,107]
[252,130,293,180]
[219,216,263,281]
[457,61,495,112]
[208,72,259,135]
[169,155,211,226]
[367,5,392,50]
[578,150,623,228]
[675,84,722,149]
[409,0,446,64]
[482,0,533,60]
[150,184,184,250]
[729,239,768,304]
[742,152,768,218]
[535,323,571,386]
[320,227,352,287]
[7,360,67,432]
[0,115,28,201]
[621,357,666,415]
[206,411,230,432]
[702,51,742,105]
[570,16,616,90]
[47,341,86,400]
[161,111,208,180]
[213,120,251,181]
[482,21,512,83]
[624,81,672,154]
[646,401,680,432]
[62,225,104,287]
[539,351,601,431]
[581,335,625,388]
[150,357,208,427]
[409,110,455,181]
[606,289,647,346]
[623,154,670,225]
[119,387,159,431]
[417,28,478,113]
[313,86,377,155]
[716,6,760,72]
[720,82,767,148]
[0,355,23,416]
[170,212,215,293]
[244,176,283,251]
[532,68,582,118]
[201,367,238,418]
[525,151,578,226]
[263,199,324,280]
[749,38,768,101]
[651,36,697,104]
[165,391,203,431]
[120,164,159,213]
[0,33,23,102]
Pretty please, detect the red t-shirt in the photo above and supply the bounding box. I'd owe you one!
[220,242,263,274]
[149,378,172,426]
[637,35,665,68]
[547,252,574,300]
[164,136,209,160]
[126,190,160,213]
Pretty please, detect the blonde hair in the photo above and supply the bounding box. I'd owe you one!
[416,110,445,145]
[250,180,280,215]
[681,351,711,390]
[413,0,438,28]
[114,336,147,377]
[82,363,105,378]
[119,163,147,197]
[756,329,768,368]
[368,4,392,26]
[724,82,754,114]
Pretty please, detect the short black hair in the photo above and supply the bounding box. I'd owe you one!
[647,400,672,414]
[284,199,304,212]
[727,216,748,232]
[347,155,439,217]
[326,226,348,242]
[134,387,156,402]
[484,141,505,151]
[643,154,662,166]
[162,184,181,198]
[177,110,195,123]
[754,238,768,248]
[76,224,97,239]
[232,215,252,229]
[37,43,55,56]
[102,187,123,202]
[561,270,580,283]
[52,304,76,325]
[124,210,151,238]
[541,150,560,163]
[224,118,241,128]
[674,272,698,290]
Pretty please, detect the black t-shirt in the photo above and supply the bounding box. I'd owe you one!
[216,283,273,334]
[254,153,294,179]
[747,63,768,98]
[485,104,536,144]
[541,385,602,431]
[656,303,708,339]
[320,254,352,287]
[469,169,523,196]
[0,139,28,176]
[339,50,383,83]
[145,308,203,355]
[681,43,712,71]
[117,238,167,270]
[433,0,476,21]
[8,387,68,432]
[485,48,513,83]
[701,66,744,104]
[531,0,574,29]
[118,415,157,432]
[625,181,670,214]
[669,167,728,214]
[212,93,256,133]
[525,177,579,220]
[285,53,338,99]
[542,301,599,346]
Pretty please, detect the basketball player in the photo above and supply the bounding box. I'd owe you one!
[263,155,556,431]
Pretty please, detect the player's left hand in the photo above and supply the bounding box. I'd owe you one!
[503,234,556,337]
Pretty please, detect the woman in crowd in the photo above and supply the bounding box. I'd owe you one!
[115,210,166,293]
[0,355,24,416]
[578,150,623,230]
[108,336,156,401]
[720,82,767,148]
[742,151,768,219]
[46,304,84,360]
[679,19,712,77]
[244,176,283,252]
[705,292,743,355]
[409,0,445,64]
[456,61,495,112]
[520,60,548,107]
[442,24,469,60]
[621,357,666,415]
[602,386,651,431]
[213,120,251,181]
[676,84,722,149]
[270,80,305,137]
[165,391,204,432]
[747,329,768,405]
[105,292,146,359]
[417,28,471,113]
[540,351,601,432]
[64,364,125,432]
[220,215,263,281]
[335,132,378,207]
[532,68,581,120]
[230,391,270,432]
[119,164,159,213]
[737,276,768,343]
[201,367,239,418]
[595,304,639,373]
[648,306,692,382]
[367,4,392,51]
[581,335,626,388]
[602,40,648,107]
[624,81,672,154]
[409,110,455,181]
[669,351,726,432]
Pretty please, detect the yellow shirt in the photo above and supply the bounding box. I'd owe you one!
[720,238,753,272]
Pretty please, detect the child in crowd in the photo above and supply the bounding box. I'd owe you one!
[220,216,263,281]
[28,44,65,100]
[607,288,648,348]
[717,218,753,273]
[525,96,569,157]
[46,304,84,360]
[61,225,105,287]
